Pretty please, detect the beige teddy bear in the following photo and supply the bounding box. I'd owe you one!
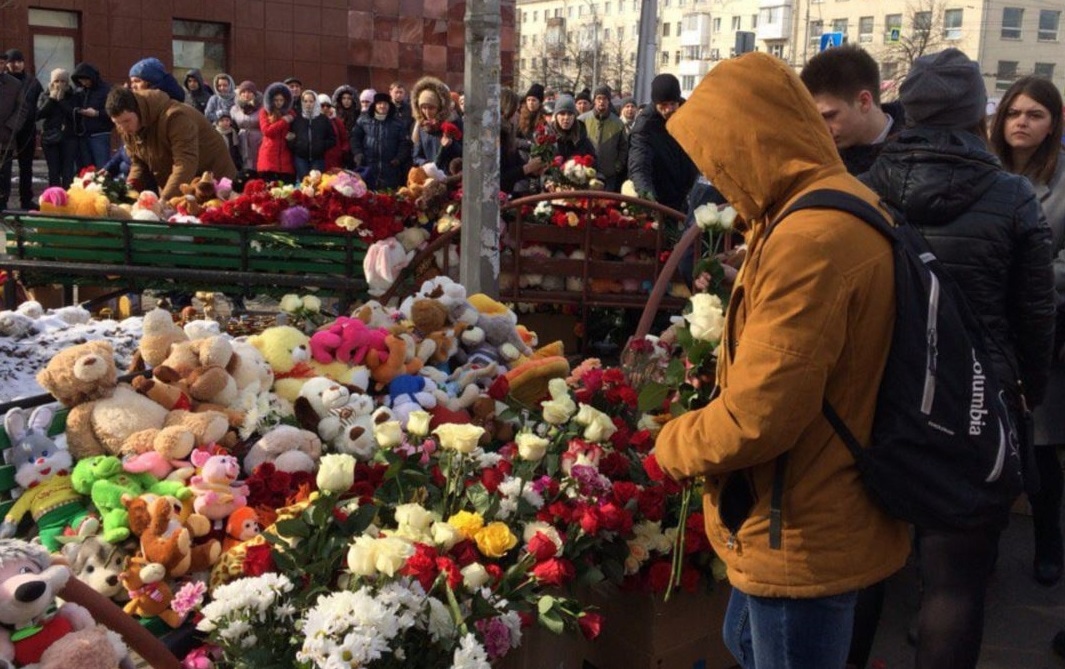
[36,341,229,461]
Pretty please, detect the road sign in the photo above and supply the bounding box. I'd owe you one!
[887,27,901,42]
[820,32,844,51]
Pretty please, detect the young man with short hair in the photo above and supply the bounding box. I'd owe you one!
[800,44,904,175]
[0,49,42,210]
[580,84,628,191]
[106,86,236,199]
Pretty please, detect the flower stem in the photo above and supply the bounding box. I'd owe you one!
[665,482,692,602]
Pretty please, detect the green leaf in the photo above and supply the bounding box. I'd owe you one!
[274,518,311,539]
[638,382,671,413]
[675,325,694,350]
[466,483,493,515]
[664,357,686,386]
[537,595,557,614]
[670,401,689,418]
[539,609,565,635]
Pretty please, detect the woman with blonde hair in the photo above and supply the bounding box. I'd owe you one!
[37,68,78,187]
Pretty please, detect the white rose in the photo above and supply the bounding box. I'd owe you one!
[574,403,618,443]
[461,563,491,590]
[685,293,725,343]
[693,203,719,231]
[541,378,576,425]
[279,294,302,312]
[431,521,463,550]
[406,410,432,438]
[316,453,356,493]
[374,420,404,449]
[584,167,597,180]
[621,180,638,198]
[347,535,378,576]
[301,295,321,313]
[373,536,414,576]
[718,206,737,230]
[395,503,436,534]
[434,423,485,454]
[515,432,549,462]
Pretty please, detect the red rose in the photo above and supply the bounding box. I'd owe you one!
[598,451,629,479]
[485,563,504,583]
[610,481,640,506]
[526,531,559,563]
[450,540,480,567]
[578,612,604,640]
[647,559,673,593]
[531,558,575,587]
[488,375,510,400]
[578,505,601,535]
[242,544,275,576]
[642,454,665,482]
[400,543,440,591]
[630,430,653,453]
[637,486,666,521]
[481,467,505,494]
[598,502,632,534]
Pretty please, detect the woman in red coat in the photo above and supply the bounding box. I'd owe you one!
[257,82,295,182]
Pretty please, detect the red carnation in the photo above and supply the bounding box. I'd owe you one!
[440,122,463,140]
[401,543,440,591]
[637,486,667,521]
[642,454,665,482]
[242,544,275,576]
[481,467,505,494]
[435,556,463,589]
[610,481,640,506]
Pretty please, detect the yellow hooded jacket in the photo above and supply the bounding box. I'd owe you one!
[655,53,910,598]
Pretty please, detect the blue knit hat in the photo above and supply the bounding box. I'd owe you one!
[129,58,186,103]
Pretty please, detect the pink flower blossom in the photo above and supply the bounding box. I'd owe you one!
[475,616,513,660]
[171,580,207,617]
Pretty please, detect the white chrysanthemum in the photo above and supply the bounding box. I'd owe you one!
[427,597,457,643]
[453,633,491,669]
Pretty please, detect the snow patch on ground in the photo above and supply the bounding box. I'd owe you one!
[0,304,143,402]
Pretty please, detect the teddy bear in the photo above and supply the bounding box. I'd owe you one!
[363,237,414,298]
[241,425,322,476]
[123,495,221,578]
[366,334,424,392]
[464,294,533,366]
[129,190,166,222]
[0,406,94,552]
[351,300,396,331]
[71,455,188,544]
[38,625,131,669]
[188,451,249,521]
[167,171,218,217]
[0,539,117,668]
[309,317,389,367]
[247,326,317,402]
[36,341,229,462]
[36,184,121,219]
[401,276,479,328]
[228,338,275,396]
[60,535,134,603]
[293,377,354,444]
[121,558,183,628]
[132,307,189,370]
[386,374,438,427]
[153,336,239,406]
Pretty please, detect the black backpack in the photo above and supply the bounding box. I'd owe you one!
[768,190,1022,536]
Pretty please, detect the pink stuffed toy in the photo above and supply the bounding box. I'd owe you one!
[188,450,249,521]
[309,317,389,366]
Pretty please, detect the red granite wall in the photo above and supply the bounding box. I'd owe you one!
[0,0,515,94]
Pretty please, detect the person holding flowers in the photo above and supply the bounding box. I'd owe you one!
[654,52,909,669]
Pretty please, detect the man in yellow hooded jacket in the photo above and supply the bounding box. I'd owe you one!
[654,52,910,668]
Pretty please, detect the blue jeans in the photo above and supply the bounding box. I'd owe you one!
[724,587,858,669]
[78,133,112,171]
[294,157,324,182]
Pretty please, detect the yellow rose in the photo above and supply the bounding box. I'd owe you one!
[515,432,549,462]
[474,521,518,558]
[279,294,302,312]
[336,215,362,231]
[301,295,321,313]
[434,423,485,454]
[461,562,491,590]
[575,403,618,442]
[374,420,404,449]
[316,453,356,493]
[447,510,485,540]
[406,410,432,438]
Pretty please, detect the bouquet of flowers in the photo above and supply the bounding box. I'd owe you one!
[75,165,136,204]
[543,155,602,192]
[529,123,556,163]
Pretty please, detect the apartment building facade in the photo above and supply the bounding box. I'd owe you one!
[516,0,1064,101]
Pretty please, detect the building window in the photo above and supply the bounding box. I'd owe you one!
[713,17,721,32]
[682,74,696,90]
[752,14,758,28]
[603,28,611,40]
[884,13,902,43]
[732,16,742,31]
[1034,62,1055,79]
[768,43,784,58]
[663,0,670,6]
[858,16,873,43]
[1001,8,1023,40]
[832,18,848,37]
[809,19,824,46]
[914,11,931,36]
[675,50,681,64]
[663,22,670,37]
[661,50,669,64]
[521,35,526,47]
[995,60,1018,91]
[618,27,624,40]
[520,58,525,69]
[533,10,538,21]
[943,8,963,39]
[1039,10,1060,41]
[568,7,574,18]
[172,19,228,84]
[28,9,81,89]
[677,22,682,36]
[605,2,611,14]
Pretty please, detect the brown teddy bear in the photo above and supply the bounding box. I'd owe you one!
[131,308,189,371]
[36,341,229,461]
[121,558,183,628]
[124,495,221,578]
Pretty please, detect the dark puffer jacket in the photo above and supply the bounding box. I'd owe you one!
[353,103,412,190]
[288,92,336,162]
[627,104,699,213]
[865,127,1055,405]
[70,63,113,136]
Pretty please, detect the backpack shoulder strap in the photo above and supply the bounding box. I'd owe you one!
[769,189,895,241]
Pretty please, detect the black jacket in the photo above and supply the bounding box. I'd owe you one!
[37,88,78,144]
[352,106,412,190]
[865,127,1055,405]
[9,71,43,136]
[552,121,596,163]
[288,113,336,161]
[627,104,699,213]
[840,101,905,177]
[71,63,113,136]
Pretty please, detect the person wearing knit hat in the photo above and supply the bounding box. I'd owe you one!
[552,94,576,116]
[575,89,592,115]
[352,88,410,189]
[525,83,545,104]
[626,73,698,212]
[1,46,42,209]
[865,49,1054,668]
[898,47,986,129]
[359,88,376,114]
[548,94,596,163]
[619,96,637,136]
[582,84,628,191]
[231,80,263,172]
[129,58,187,103]
[517,83,548,141]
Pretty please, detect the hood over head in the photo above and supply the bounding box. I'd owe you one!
[212,73,237,102]
[412,76,451,125]
[183,68,207,89]
[299,89,322,118]
[333,85,357,106]
[264,82,294,114]
[667,52,843,223]
[72,62,103,88]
